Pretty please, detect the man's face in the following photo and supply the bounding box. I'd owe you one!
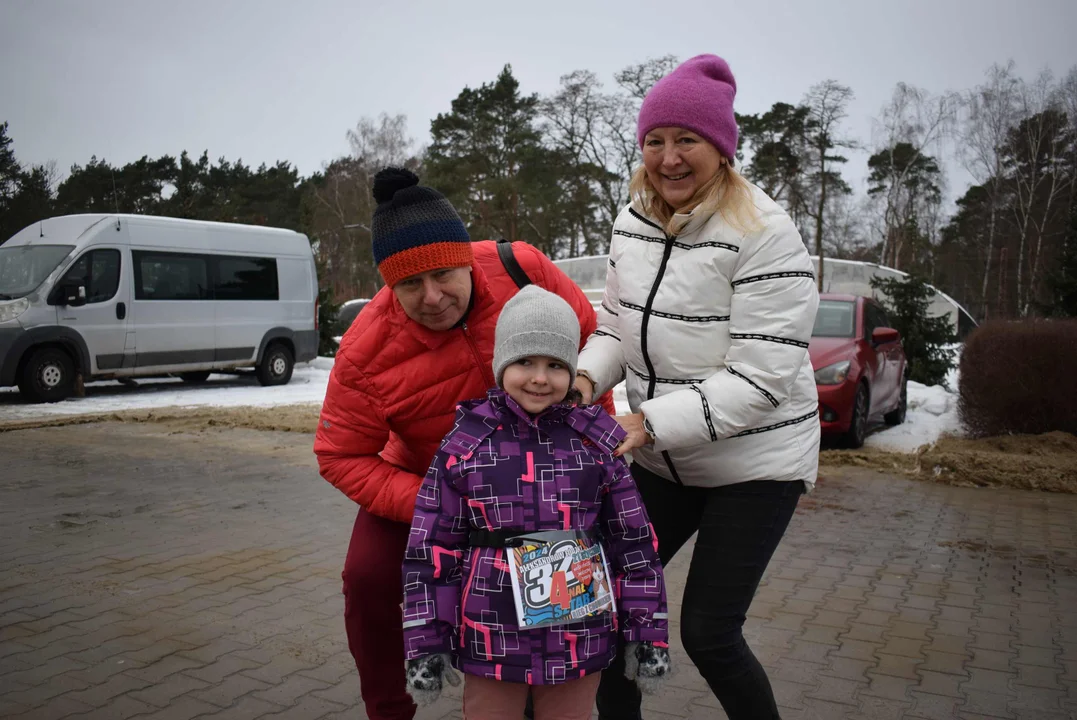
[392,267,473,331]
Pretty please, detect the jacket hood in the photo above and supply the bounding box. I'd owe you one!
[451,390,627,457]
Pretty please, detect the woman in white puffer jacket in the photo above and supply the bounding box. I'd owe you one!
[572,54,820,720]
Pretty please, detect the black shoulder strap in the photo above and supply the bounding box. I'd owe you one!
[496,239,532,289]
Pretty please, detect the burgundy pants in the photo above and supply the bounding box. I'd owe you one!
[343,509,416,720]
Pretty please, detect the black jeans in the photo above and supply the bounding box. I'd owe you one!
[596,464,804,720]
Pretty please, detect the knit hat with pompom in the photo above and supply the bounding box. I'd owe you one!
[370,167,472,287]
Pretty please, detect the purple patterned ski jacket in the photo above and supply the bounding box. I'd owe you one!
[402,389,668,685]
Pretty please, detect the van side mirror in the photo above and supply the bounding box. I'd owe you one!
[872,327,899,346]
[62,284,87,307]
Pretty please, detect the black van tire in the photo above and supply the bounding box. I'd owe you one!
[180,371,212,384]
[257,343,294,386]
[18,346,76,403]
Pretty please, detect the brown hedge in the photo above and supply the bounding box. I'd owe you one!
[958,319,1077,437]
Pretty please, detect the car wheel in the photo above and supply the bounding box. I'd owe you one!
[180,371,212,384]
[884,377,908,426]
[256,343,294,386]
[844,383,869,449]
[18,347,76,403]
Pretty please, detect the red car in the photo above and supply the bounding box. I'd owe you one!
[809,294,908,448]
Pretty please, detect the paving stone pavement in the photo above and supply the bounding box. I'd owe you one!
[1,420,1076,719]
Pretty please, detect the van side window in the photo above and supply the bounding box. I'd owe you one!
[134,252,209,301]
[214,257,279,300]
[59,249,121,304]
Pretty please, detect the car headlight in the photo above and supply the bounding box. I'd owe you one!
[814,360,851,385]
[0,297,30,324]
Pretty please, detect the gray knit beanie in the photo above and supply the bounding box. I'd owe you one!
[493,286,580,389]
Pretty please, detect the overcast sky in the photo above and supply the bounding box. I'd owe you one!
[3,0,1076,207]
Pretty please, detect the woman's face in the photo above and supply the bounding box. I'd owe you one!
[642,128,724,209]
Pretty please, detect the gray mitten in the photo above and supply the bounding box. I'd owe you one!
[405,653,460,706]
[623,641,672,695]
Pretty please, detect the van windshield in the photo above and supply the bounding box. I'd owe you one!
[0,244,75,299]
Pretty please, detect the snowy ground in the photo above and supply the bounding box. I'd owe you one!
[862,379,961,453]
[862,351,962,453]
[0,358,335,421]
[1,356,962,454]
[0,358,629,422]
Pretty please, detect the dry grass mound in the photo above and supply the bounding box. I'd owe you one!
[0,404,322,434]
[917,431,1077,493]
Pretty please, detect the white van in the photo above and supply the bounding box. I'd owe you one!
[0,214,319,403]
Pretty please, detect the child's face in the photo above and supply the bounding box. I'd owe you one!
[501,356,572,414]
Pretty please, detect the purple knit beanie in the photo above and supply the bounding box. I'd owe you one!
[637,54,738,161]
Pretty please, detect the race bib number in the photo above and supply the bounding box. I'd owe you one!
[505,536,616,628]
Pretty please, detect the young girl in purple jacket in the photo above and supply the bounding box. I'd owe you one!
[401,285,671,720]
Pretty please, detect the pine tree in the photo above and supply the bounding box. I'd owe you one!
[801,82,856,289]
[1046,203,1077,317]
[870,274,957,387]
[425,65,575,257]
[737,103,811,221]
[868,142,943,274]
[0,123,19,202]
[1,123,56,244]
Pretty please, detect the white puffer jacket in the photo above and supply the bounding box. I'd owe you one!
[577,185,820,490]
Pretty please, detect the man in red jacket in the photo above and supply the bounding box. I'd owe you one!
[314,167,612,720]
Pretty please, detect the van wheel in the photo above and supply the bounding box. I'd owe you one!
[257,343,294,386]
[180,371,212,384]
[19,347,76,403]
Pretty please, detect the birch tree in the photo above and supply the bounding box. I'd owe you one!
[872,82,958,270]
[1003,72,1074,315]
[801,80,856,290]
[959,63,1020,318]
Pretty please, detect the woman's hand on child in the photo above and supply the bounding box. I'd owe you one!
[573,373,595,405]
[613,413,655,457]
[405,653,460,706]
[623,641,673,694]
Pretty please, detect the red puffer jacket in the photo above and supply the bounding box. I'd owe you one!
[314,240,614,523]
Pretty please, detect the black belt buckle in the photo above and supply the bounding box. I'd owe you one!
[469,529,527,548]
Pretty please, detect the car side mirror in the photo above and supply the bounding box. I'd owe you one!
[62,284,87,307]
[872,327,899,346]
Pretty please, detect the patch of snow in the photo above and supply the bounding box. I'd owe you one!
[308,357,336,372]
[861,344,964,453]
[863,380,962,453]
[0,360,334,421]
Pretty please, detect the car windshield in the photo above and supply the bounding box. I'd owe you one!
[0,244,75,299]
[812,300,856,338]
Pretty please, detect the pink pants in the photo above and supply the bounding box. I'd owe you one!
[463,673,601,720]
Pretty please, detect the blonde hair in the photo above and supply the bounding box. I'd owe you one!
[629,162,761,237]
